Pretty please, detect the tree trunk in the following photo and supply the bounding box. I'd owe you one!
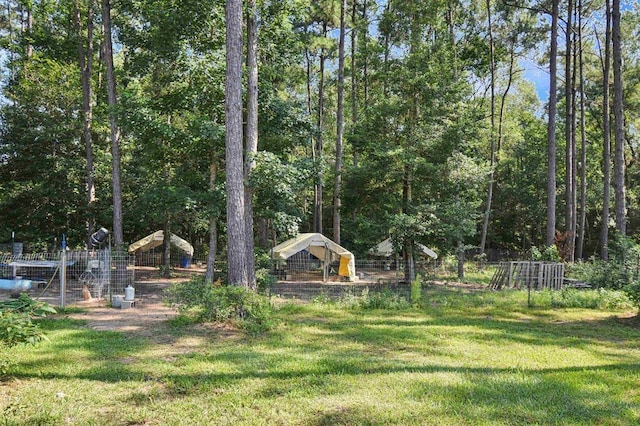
[480,0,496,255]
[25,3,32,58]
[403,164,415,283]
[162,221,171,279]
[612,0,626,235]
[313,22,327,234]
[7,1,14,80]
[205,160,218,284]
[332,0,346,245]
[600,0,612,259]
[576,0,587,260]
[362,0,368,106]
[351,0,358,168]
[571,14,578,256]
[546,0,559,247]
[457,239,465,280]
[75,0,96,248]
[225,0,249,287]
[102,0,124,249]
[257,218,269,248]
[565,0,575,261]
[244,0,258,289]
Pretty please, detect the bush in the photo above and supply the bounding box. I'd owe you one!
[165,278,274,334]
[0,312,47,347]
[256,269,277,295]
[411,275,422,307]
[310,287,410,310]
[531,245,561,262]
[359,288,410,310]
[570,235,640,305]
[531,288,633,310]
[0,294,57,348]
[624,281,640,313]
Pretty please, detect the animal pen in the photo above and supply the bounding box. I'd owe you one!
[490,261,565,290]
[0,250,134,307]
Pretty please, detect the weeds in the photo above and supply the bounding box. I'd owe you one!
[0,294,56,348]
[311,287,410,310]
[165,277,274,334]
[527,288,633,310]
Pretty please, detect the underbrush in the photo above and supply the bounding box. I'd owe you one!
[1,294,57,378]
[165,278,274,334]
[311,287,410,310]
[531,287,633,310]
[0,294,56,348]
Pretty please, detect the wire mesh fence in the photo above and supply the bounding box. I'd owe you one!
[272,257,437,283]
[0,250,134,307]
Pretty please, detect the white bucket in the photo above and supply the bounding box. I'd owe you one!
[124,285,135,301]
[112,295,123,308]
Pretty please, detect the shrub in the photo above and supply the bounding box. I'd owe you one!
[359,288,410,310]
[411,274,422,307]
[0,294,56,348]
[531,288,632,310]
[165,278,274,334]
[0,312,47,347]
[309,287,410,310]
[531,245,561,262]
[571,234,640,291]
[256,269,277,295]
[624,281,640,313]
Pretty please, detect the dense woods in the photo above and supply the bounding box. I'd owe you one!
[1,0,640,284]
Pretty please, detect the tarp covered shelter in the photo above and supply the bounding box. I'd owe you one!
[271,233,356,281]
[128,231,194,257]
[369,238,438,259]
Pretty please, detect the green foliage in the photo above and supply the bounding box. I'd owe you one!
[0,293,57,317]
[166,278,274,334]
[542,288,633,310]
[571,234,640,292]
[624,281,640,313]
[256,270,277,295]
[2,284,640,424]
[531,245,561,262]
[255,250,277,295]
[357,288,410,310]
[410,274,423,306]
[0,294,56,348]
[250,152,312,240]
[309,287,410,310]
[0,312,47,348]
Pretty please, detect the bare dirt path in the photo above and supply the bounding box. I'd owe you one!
[64,269,201,334]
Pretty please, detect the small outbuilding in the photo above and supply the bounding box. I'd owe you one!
[369,238,438,259]
[271,233,356,281]
[128,231,194,257]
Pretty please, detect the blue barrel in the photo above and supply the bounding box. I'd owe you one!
[180,256,191,268]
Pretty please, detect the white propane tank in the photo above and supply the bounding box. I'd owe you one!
[124,285,135,301]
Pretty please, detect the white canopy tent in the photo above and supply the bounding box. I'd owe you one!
[369,238,438,259]
[271,233,356,281]
[128,230,194,257]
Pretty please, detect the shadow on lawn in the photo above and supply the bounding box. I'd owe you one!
[7,310,640,424]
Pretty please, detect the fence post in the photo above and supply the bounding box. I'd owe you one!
[60,249,67,308]
[508,262,514,288]
[537,262,543,290]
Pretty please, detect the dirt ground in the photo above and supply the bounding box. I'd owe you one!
[65,267,202,334]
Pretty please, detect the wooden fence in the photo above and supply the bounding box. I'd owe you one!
[490,261,564,290]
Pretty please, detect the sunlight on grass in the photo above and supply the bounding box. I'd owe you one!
[2,286,639,425]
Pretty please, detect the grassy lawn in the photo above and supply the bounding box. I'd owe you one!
[2,285,639,425]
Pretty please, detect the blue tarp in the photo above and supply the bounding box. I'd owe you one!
[0,279,32,291]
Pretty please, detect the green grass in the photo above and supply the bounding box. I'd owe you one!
[2,286,639,425]
[430,262,498,285]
